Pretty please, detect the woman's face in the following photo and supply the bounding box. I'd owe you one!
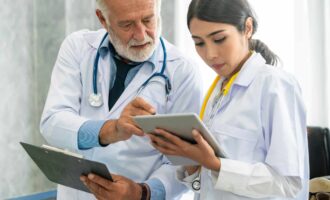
[189,17,252,78]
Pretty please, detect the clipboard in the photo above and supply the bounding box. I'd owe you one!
[20,142,113,193]
[133,113,226,165]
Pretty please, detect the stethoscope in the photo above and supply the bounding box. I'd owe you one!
[89,32,171,107]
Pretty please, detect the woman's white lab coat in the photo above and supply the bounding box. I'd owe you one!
[177,53,309,200]
[40,29,203,200]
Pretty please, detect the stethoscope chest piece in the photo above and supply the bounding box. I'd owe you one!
[89,93,103,107]
[192,179,201,191]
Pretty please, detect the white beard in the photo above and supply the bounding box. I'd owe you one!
[108,22,161,62]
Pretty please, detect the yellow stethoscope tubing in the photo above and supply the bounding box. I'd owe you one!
[192,72,239,191]
[199,73,239,120]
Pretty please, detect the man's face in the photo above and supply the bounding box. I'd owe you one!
[98,0,160,62]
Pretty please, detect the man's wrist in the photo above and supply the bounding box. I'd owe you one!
[99,120,118,145]
[138,183,150,200]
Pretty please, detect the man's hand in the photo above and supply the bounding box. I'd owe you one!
[99,97,156,144]
[80,173,148,200]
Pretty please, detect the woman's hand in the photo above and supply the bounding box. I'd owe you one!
[149,129,221,171]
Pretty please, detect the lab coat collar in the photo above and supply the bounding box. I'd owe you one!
[84,29,107,50]
[214,52,267,112]
[234,52,267,87]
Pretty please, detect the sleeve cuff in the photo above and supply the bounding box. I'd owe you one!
[145,178,166,200]
[77,120,106,149]
[214,158,251,190]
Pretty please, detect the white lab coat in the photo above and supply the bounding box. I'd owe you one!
[40,29,203,200]
[177,53,309,200]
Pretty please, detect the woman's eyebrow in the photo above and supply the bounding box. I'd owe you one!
[191,30,225,39]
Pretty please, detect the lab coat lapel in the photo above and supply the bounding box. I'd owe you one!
[99,54,112,114]
[84,29,111,115]
[107,39,170,116]
[107,62,157,116]
[217,52,266,112]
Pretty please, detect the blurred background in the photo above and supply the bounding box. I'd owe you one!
[0,0,329,199]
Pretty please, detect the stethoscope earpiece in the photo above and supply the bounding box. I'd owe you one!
[89,32,170,107]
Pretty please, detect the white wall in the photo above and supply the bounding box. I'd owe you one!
[0,0,100,198]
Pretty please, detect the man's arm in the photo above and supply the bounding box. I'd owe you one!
[40,32,89,150]
[77,98,167,200]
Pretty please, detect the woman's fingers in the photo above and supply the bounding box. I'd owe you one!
[148,133,178,151]
[150,140,177,155]
[192,130,204,143]
[153,128,190,146]
[192,130,210,148]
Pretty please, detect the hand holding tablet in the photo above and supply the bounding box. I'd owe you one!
[133,113,226,165]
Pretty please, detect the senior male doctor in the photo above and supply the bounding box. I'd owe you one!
[40,0,203,199]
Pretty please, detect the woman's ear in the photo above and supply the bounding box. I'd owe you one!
[244,17,254,39]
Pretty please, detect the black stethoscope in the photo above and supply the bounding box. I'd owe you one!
[89,32,172,107]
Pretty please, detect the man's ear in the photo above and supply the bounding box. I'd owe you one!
[245,17,253,39]
[96,9,108,30]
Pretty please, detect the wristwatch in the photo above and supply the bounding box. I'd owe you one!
[139,183,149,200]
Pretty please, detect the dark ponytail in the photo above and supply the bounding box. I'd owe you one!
[250,39,279,65]
[187,0,279,66]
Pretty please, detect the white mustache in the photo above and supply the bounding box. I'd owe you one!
[128,36,153,47]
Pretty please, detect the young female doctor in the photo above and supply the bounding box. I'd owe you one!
[149,0,309,199]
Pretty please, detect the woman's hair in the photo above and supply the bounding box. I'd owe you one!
[187,0,279,65]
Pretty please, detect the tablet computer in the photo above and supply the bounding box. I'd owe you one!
[133,113,226,165]
[20,142,113,193]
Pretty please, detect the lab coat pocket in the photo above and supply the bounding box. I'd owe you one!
[213,124,258,161]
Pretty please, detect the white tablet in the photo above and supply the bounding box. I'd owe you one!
[133,113,226,165]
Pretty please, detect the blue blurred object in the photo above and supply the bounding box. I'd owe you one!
[7,189,56,200]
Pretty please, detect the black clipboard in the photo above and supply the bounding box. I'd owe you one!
[20,142,113,193]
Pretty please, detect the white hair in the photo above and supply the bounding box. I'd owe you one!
[95,0,161,22]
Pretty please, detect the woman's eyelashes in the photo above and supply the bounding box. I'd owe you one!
[194,37,226,47]
[214,37,226,44]
[195,41,204,47]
